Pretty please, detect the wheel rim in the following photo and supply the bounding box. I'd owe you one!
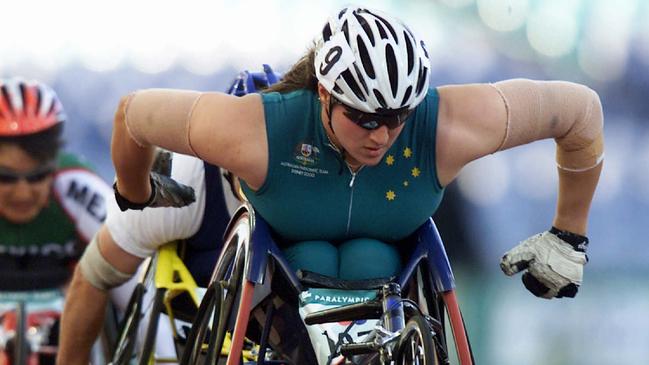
[111,284,144,365]
[401,327,425,365]
[205,244,246,364]
[179,282,220,365]
[396,315,438,365]
[180,213,250,365]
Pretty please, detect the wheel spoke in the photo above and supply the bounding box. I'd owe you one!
[395,315,438,365]
[182,211,253,365]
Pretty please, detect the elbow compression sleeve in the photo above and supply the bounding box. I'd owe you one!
[124,89,203,157]
[79,235,132,291]
[491,79,604,172]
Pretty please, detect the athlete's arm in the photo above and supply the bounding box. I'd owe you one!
[112,90,268,205]
[58,153,212,364]
[435,80,603,235]
[57,226,142,365]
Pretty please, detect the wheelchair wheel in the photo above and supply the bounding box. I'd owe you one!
[180,211,251,365]
[179,281,221,365]
[394,315,439,365]
[110,283,145,365]
[206,241,249,364]
[137,287,167,365]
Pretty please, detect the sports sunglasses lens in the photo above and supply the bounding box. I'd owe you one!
[0,173,19,183]
[25,170,52,183]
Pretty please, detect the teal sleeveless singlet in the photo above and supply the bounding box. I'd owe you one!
[241,89,444,278]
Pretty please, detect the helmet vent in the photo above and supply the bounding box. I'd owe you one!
[416,64,428,95]
[1,86,13,114]
[401,86,413,107]
[420,40,429,59]
[47,100,57,117]
[341,20,350,44]
[354,13,375,47]
[19,83,28,114]
[404,26,415,42]
[353,63,369,94]
[357,35,375,79]
[341,69,366,102]
[338,8,348,19]
[371,12,398,44]
[373,89,387,108]
[404,31,414,75]
[322,23,333,42]
[35,88,44,115]
[375,20,388,40]
[385,44,398,97]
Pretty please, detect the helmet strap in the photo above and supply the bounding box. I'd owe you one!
[326,98,344,152]
[327,96,336,136]
[324,95,347,174]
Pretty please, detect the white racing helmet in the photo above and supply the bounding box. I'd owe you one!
[314,7,431,115]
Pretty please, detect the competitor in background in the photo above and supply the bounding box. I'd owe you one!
[0,78,111,364]
[56,66,280,365]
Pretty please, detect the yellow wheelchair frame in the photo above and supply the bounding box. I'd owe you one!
[109,241,256,365]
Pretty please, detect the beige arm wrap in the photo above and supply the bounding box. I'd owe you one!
[79,235,132,291]
[491,79,604,172]
[124,89,203,157]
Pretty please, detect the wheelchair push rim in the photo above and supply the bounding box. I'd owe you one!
[180,209,254,365]
[394,315,439,365]
[110,283,145,365]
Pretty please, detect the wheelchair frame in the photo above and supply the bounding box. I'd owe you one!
[109,241,203,365]
[180,202,474,365]
[108,201,474,365]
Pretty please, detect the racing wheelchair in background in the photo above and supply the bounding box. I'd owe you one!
[178,202,475,365]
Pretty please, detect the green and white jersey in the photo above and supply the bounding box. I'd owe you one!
[0,153,111,290]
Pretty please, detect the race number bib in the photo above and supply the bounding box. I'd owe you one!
[314,32,356,91]
[298,288,379,365]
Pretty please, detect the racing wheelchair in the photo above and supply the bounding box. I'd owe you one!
[178,202,475,365]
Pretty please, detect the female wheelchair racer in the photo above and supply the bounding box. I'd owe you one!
[103,64,462,365]
[82,65,471,364]
[64,63,469,364]
[80,5,603,365]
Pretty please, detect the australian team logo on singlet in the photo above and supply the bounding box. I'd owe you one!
[278,141,330,178]
[295,142,320,166]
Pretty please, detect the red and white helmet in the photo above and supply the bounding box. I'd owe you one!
[314,7,431,114]
[0,78,66,136]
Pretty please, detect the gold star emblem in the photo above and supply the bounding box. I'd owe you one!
[403,147,412,158]
[386,155,395,166]
[411,167,421,178]
[403,180,409,187]
[386,190,396,201]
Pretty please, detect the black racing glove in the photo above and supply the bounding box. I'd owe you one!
[113,150,196,211]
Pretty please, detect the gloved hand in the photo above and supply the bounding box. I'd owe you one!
[500,227,588,299]
[113,150,196,211]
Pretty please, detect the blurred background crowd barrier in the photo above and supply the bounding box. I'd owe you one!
[1,0,647,363]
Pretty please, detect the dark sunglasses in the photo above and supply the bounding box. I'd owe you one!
[0,164,55,184]
[331,97,412,130]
